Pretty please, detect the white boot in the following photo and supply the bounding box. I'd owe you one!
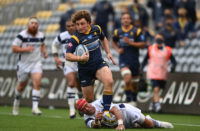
[13,89,21,116]
[159,121,174,128]
[146,115,174,129]
[32,108,42,115]
[13,100,20,116]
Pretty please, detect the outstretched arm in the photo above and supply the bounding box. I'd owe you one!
[110,106,125,130]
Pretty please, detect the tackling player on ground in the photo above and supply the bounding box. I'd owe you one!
[12,16,48,115]
[52,19,80,118]
[66,10,116,116]
[76,98,174,130]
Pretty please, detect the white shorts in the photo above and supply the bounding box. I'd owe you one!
[122,104,145,128]
[17,61,42,82]
[63,61,78,76]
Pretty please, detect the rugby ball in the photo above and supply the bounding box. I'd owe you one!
[101,113,117,128]
[75,44,89,56]
[75,44,89,64]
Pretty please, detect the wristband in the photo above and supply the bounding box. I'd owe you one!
[118,119,123,125]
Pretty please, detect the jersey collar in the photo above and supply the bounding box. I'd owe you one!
[122,25,133,32]
[83,25,91,35]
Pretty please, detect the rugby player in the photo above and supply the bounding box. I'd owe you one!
[12,16,48,115]
[111,12,146,106]
[76,98,174,129]
[66,10,116,116]
[52,20,79,118]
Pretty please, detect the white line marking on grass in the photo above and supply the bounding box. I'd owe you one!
[1,112,200,127]
[0,112,83,120]
[173,123,200,127]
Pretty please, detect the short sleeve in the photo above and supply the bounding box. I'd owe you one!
[54,35,62,46]
[112,29,119,42]
[85,118,94,128]
[135,28,145,42]
[52,36,61,54]
[42,36,45,43]
[96,25,105,40]
[12,34,23,46]
[66,36,79,53]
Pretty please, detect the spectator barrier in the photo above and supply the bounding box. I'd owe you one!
[0,70,199,114]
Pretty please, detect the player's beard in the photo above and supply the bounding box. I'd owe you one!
[27,27,38,36]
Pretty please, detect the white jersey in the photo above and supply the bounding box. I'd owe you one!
[52,31,72,57]
[52,31,77,74]
[12,30,45,64]
[84,99,145,128]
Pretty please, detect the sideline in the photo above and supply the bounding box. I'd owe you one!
[0,112,83,119]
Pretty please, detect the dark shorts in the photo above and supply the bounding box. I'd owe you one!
[151,79,166,89]
[119,62,140,76]
[78,60,108,87]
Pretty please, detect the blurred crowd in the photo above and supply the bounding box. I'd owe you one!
[60,0,197,48]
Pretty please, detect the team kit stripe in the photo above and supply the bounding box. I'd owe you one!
[72,35,80,44]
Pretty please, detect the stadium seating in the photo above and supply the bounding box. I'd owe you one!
[0,0,25,7]
[0,0,199,72]
[0,25,6,33]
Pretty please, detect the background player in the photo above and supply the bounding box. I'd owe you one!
[111,12,145,106]
[66,10,116,116]
[12,16,48,115]
[52,19,79,118]
[76,98,174,129]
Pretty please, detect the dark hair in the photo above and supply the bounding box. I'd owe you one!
[72,10,91,24]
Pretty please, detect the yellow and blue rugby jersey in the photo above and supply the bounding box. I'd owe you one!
[66,25,105,68]
[112,25,145,64]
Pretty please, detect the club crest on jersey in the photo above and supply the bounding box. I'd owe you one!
[68,42,73,48]
[130,32,133,36]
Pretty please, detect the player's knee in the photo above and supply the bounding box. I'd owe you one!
[153,87,160,94]
[122,72,132,84]
[33,82,41,90]
[124,76,132,84]
[144,119,154,128]
[18,81,27,91]
[105,78,113,88]
[68,81,76,87]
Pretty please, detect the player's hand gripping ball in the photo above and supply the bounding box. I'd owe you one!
[75,44,89,64]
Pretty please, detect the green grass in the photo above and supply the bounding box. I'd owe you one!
[0,106,200,131]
